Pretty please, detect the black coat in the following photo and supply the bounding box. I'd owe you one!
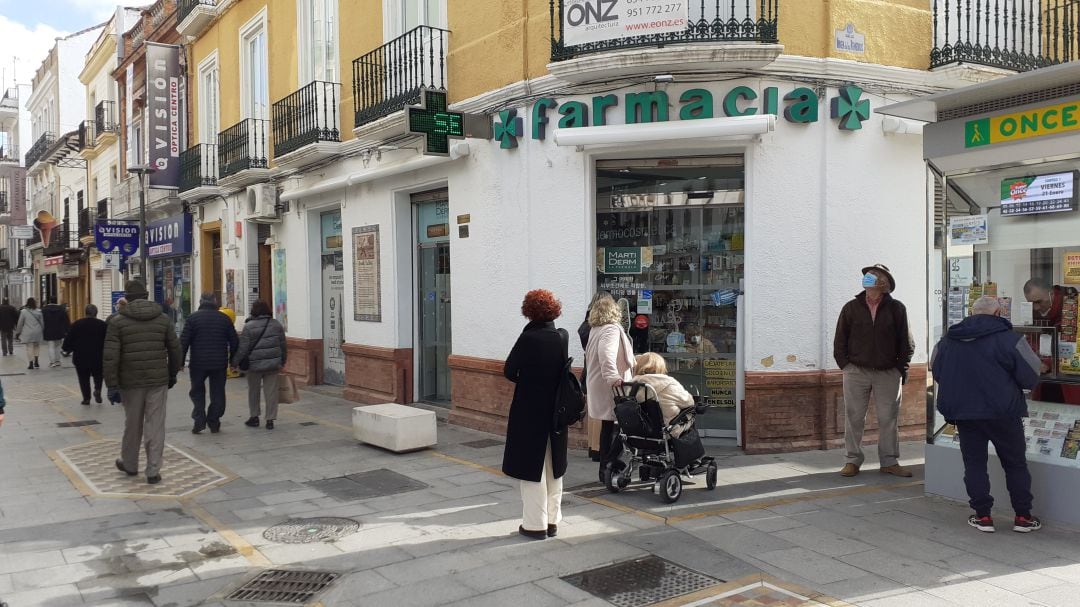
[0,304,18,332]
[501,321,569,482]
[62,317,107,369]
[42,304,70,341]
[180,304,239,370]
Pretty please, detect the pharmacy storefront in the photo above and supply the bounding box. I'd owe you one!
[881,63,1080,525]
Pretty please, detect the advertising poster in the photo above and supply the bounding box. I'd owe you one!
[273,248,288,331]
[563,0,688,46]
[1065,252,1080,285]
[948,215,989,246]
[352,225,381,322]
[599,247,652,274]
[225,269,236,311]
[321,211,345,386]
[1000,172,1078,216]
[145,43,182,188]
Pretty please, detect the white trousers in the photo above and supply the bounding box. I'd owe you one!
[47,340,62,365]
[519,440,563,532]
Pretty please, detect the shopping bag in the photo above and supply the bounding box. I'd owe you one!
[278,374,300,404]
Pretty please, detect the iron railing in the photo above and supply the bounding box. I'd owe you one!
[43,224,77,255]
[28,229,41,247]
[0,192,7,214]
[78,207,92,238]
[550,0,779,61]
[179,143,219,192]
[931,0,1079,70]
[273,81,341,157]
[177,0,215,24]
[25,132,54,168]
[218,119,269,179]
[352,25,449,127]
[78,121,97,151]
[0,141,16,163]
[95,100,117,133]
[0,88,17,110]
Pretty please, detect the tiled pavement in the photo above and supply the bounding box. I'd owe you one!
[1,355,1080,606]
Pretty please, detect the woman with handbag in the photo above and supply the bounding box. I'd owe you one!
[15,298,44,370]
[232,301,287,430]
[502,289,569,540]
[585,295,635,481]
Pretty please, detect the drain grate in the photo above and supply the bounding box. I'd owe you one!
[56,420,101,428]
[462,438,504,449]
[561,556,721,607]
[225,569,339,604]
[263,517,360,544]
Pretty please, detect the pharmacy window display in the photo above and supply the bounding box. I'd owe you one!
[939,160,1080,468]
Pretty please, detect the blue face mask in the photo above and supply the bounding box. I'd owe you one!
[862,273,879,289]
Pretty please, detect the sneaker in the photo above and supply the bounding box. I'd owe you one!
[968,514,995,533]
[1013,515,1042,533]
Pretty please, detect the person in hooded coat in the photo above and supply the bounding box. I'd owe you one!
[15,297,44,370]
[501,289,568,540]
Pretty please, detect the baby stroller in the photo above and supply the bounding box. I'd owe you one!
[601,382,717,503]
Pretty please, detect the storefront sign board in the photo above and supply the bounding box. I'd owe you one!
[562,0,688,46]
[95,221,140,256]
[102,251,122,271]
[999,172,1078,216]
[600,247,652,274]
[146,213,193,258]
[44,256,63,267]
[9,225,33,239]
[966,99,1080,148]
[57,263,79,279]
[145,43,182,188]
[948,215,989,245]
[353,225,382,322]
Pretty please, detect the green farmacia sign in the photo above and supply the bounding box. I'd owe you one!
[493,85,870,149]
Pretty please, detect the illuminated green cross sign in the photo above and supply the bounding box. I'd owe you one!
[830,85,871,131]
[407,89,465,156]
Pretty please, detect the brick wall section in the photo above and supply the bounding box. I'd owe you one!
[283,338,323,387]
[343,344,413,404]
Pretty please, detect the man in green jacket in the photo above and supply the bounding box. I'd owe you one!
[104,280,182,484]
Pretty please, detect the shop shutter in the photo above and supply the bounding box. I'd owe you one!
[247,263,259,308]
[933,173,944,249]
[97,270,113,313]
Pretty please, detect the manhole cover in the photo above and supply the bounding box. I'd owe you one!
[306,468,428,501]
[56,420,101,428]
[462,439,504,449]
[225,569,338,604]
[561,556,721,607]
[263,518,360,544]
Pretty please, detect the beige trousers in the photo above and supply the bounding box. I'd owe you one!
[119,385,169,478]
[247,370,280,420]
[519,440,563,531]
[843,365,902,468]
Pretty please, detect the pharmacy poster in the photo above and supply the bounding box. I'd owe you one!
[562,0,688,46]
[948,215,989,246]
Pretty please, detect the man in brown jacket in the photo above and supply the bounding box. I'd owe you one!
[833,264,915,478]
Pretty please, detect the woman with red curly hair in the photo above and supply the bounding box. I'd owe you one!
[502,289,569,540]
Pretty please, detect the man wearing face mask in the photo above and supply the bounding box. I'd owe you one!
[834,264,916,478]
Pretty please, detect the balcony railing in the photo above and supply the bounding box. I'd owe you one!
[177,0,215,24]
[78,207,92,238]
[273,81,341,157]
[78,120,97,151]
[43,225,78,255]
[550,0,779,61]
[25,132,54,168]
[931,0,1077,71]
[0,192,7,214]
[0,141,16,163]
[95,100,117,133]
[0,88,16,110]
[218,119,269,179]
[29,229,41,247]
[179,143,219,192]
[352,25,449,128]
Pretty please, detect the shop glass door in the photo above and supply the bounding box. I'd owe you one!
[416,196,451,404]
[596,157,745,437]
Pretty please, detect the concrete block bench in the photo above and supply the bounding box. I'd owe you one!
[352,404,437,453]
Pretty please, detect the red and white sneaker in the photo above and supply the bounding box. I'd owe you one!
[967,514,995,533]
[1013,515,1042,533]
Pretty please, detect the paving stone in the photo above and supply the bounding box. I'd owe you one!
[375,550,486,585]
[923,578,1047,607]
[753,546,869,585]
[0,583,83,606]
[446,582,566,607]
[358,574,479,607]
[719,511,807,532]
[932,552,1064,595]
[0,549,66,575]
[837,548,964,588]
[772,524,876,557]
[1024,584,1080,607]
[316,569,397,603]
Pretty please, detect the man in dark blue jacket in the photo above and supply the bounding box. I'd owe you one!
[932,296,1043,533]
[181,293,238,434]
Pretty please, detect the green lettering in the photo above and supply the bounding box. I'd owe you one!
[763,87,779,116]
[1042,109,1060,131]
[679,89,714,120]
[783,87,819,124]
[558,101,589,128]
[1001,117,1018,136]
[592,95,618,126]
[1020,113,1039,134]
[1063,105,1078,127]
[625,91,670,124]
[722,86,758,117]
[531,98,558,140]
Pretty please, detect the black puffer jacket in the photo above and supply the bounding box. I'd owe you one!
[42,304,70,341]
[181,303,239,370]
[103,299,181,389]
[232,315,287,373]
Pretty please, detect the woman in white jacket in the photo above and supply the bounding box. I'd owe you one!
[632,353,696,438]
[584,295,634,480]
[15,298,44,370]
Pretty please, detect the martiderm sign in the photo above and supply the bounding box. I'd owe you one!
[965,99,1080,148]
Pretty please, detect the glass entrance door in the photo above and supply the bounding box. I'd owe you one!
[416,196,451,404]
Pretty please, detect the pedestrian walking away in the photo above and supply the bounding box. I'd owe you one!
[932,296,1043,533]
[834,263,916,478]
[232,300,287,430]
[63,304,108,405]
[0,298,19,356]
[584,293,635,482]
[15,298,43,370]
[502,289,569,540]
[42,298,70,368]
[181,293,238,434]
[104,280,181,484]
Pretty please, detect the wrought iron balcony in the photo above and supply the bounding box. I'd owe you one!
[931,0,1074,71]
[177,0,215,25]
[28,229,41,247]
[352,25,449,128]
[95,100,117,134]
[78,206,92,238]
[218,119,269,179]
[25,132,54,168]
[43,224,78,255]
[0,88,16,111]
[550,0,779,61]
[273,81,341,157]
[179,143,219,192]
[78,120,97,151]
[0,192,7,214]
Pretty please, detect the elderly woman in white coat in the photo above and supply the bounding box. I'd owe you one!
[584,295,634,481]
[15,297,44,370]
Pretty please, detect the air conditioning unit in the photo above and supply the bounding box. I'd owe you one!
[245,183,281,223]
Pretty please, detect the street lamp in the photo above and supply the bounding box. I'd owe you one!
[127,164,155,280]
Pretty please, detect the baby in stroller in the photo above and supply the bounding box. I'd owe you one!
[602,353,717,503]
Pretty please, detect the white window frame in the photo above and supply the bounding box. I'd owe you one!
[298,0,340,84]
[383,0,447,40]
[198,51,221,143]
[239,8,270,121]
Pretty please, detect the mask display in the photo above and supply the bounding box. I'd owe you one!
[862,273,879,289]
